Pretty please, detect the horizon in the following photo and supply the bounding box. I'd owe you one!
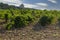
[0,0,60,10]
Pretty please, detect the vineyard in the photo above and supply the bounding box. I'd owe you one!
[0,3,60,40]
[0,8,60,30]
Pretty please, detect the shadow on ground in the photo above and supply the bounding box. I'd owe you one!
[0,21,6,34]
[32,22,47,31]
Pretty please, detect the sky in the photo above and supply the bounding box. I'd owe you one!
[0,0,60,10]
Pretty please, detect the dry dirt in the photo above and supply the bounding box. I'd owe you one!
[0,19,60,40]
[0,23,60,40]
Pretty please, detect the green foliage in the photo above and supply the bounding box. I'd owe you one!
[4,14,8,22]
[26,16,33,22]
[0,3,60,30]
[14,16,25,28]
[49,16,58,24]
[6,22,13,30]
[39,16,50,26]
[0,14,2,18]
[0,8,60,29]
[39,15,58,26]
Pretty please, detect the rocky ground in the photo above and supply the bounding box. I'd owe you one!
[0,19,60,40]
[0,23,60,40]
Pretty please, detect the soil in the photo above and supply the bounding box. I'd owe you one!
[0,20,60,40]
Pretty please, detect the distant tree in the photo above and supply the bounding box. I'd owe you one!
[0,3,9,9]
[19,4,24,8]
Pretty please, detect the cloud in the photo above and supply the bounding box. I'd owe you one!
[0,0,22,6]
[23,3,47,10]
[48,0,57,3]
[36,3,48,6]
[23,3,38,8]
[0,0,48,10]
